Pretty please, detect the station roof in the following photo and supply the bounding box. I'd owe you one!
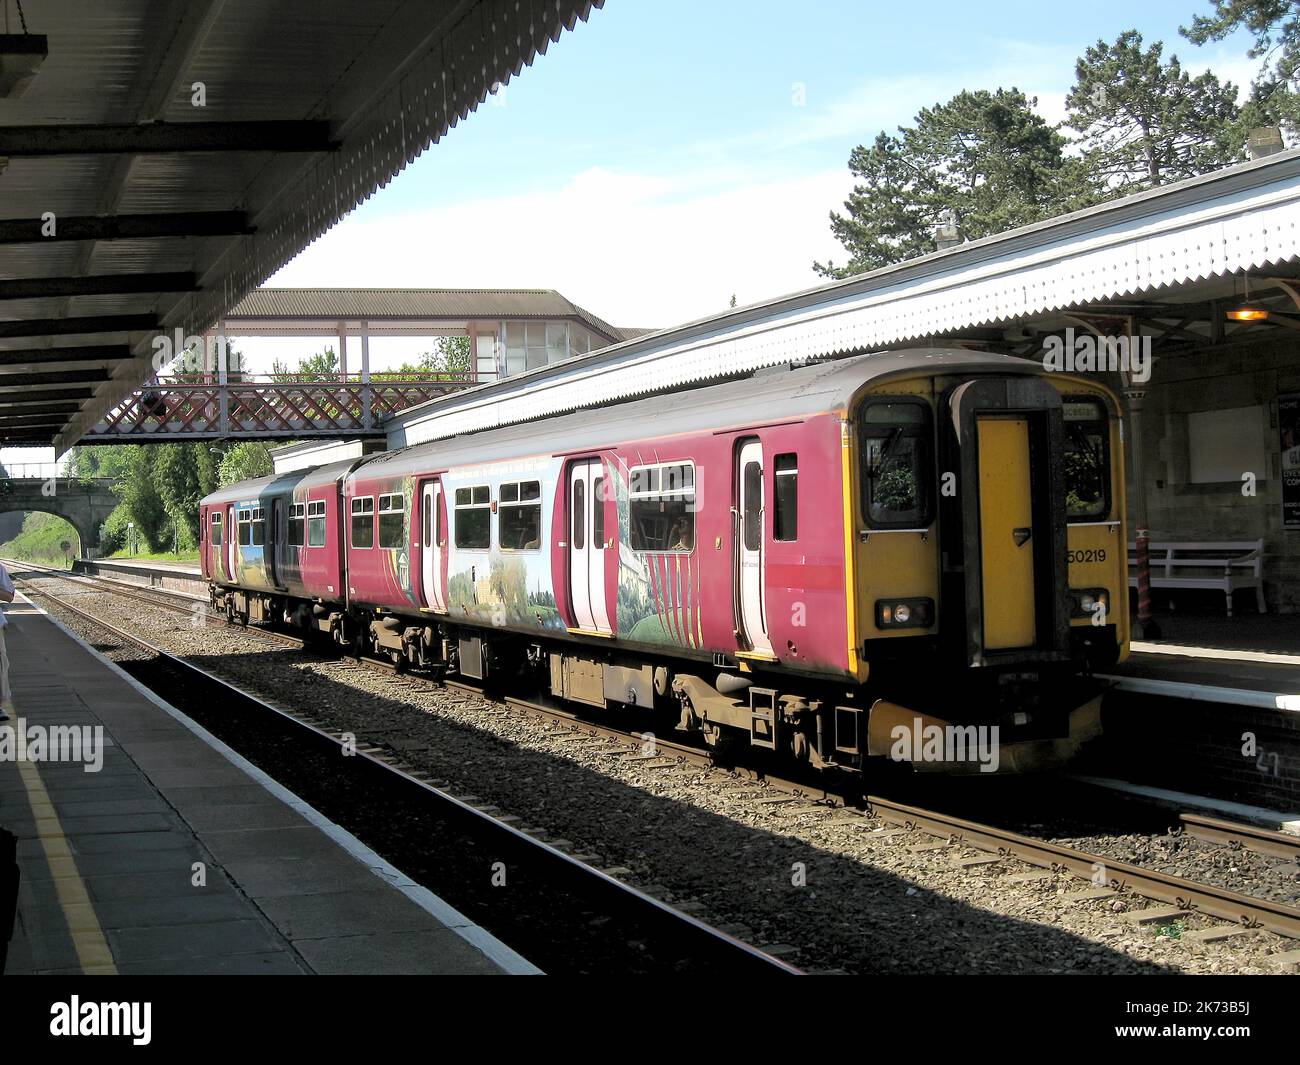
[0,0,604,453]
[387,147,1300,449]
[221,287,628,342]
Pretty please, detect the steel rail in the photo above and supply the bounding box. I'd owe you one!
[1180,813,1300,861]
[864,796,1300,939]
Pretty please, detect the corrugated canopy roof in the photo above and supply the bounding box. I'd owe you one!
[0,0,604,453]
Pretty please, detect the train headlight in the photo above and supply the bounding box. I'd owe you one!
[1070,588,1109,619]
[875,597,933,629]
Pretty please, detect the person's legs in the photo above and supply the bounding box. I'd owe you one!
[0,626,10,722]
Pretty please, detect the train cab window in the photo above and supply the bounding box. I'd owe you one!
[1063,398,1110,520]
[454,485,491,549]
[250,507,265,547]
[499,480,541,551]
[629,462,695,553]
[210,512,222,547]
[774,454,798,541]
[351,497,375,549]
[378,494,405,549]
[289,503,305,547]
[237,508,252,547]
[859,400,933,528]
[307,500,327,547]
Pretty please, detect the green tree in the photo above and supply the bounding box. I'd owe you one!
[117,447,170,549]
[154,443,215,546]
[1184,2,1300,134]
[1066,30,1243,193]
[816,88,1092,277]
[217,442,273,486]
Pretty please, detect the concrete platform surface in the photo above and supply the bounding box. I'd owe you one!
[0,596,528,975]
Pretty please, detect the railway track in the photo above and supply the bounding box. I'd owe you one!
[12,558,1300,968]
[8,564,801,976]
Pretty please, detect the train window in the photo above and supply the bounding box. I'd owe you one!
[774,454,798,541]
[629,462,694,553]
[307,500,327,547]
[500,480,542,551]
[572,479,585,550]
[250,506,265,547]
[378,494,405,549]
[743,461,762,550]
[210,512,222,547]
[454,485,490,549]
[237,508,252,547]
[859,400,933,528]
[422,494,431,546]
[593,477,605,547]
[351,496,374,549]
[289,503,304,547]
[1063,398,1110,520]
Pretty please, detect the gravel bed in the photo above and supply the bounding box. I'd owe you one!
[20,572,1300,975]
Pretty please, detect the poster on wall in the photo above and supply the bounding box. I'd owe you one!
[1283,393,1300,529]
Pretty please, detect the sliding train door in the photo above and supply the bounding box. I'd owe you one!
[420,479,447,612]
[735,439,773,655]
[568,459,611,634]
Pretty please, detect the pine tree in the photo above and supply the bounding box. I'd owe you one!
[1066,30,1243,193]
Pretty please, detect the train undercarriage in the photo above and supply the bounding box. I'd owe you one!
[211,585,1106,777]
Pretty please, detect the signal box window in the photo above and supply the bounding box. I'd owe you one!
[774,454,798,541]
[500,480,542,551]
[378,494,406,549]
[629,463,695,553]
[1063,398,1110,520]
[859,401,932,528]
[307,500,327,547]
[455,485,491,549]
[288,503,305,547]
[351,497,374,549]
[210,512,222,547]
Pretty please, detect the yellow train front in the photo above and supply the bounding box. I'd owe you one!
[844,357,1128,775]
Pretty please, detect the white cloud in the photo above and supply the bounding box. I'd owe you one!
[267,165,854,332]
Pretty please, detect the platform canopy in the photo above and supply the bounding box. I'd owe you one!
[0,0,603,453]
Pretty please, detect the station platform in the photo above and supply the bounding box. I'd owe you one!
[1104,611,1300,711]
[1,594,529,975]
[73,557,204,597]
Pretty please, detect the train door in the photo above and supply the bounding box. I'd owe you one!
[420,479,447,612]
[950,377,1069,664]
[225,503,237,581]
[736,440,773,655]
[270,498,283,588]
[568,459,611,634]
[976,417,1035,649]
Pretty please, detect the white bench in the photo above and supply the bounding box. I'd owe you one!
[1127,540,1266,617]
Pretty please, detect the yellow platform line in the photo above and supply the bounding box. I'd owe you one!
[12,700,117,975]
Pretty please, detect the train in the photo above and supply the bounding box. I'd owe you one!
[200,347,1130,775]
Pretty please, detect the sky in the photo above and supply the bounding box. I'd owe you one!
[5,0,1262,469]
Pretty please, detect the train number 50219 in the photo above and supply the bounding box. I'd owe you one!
[1068,548,1106,564]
